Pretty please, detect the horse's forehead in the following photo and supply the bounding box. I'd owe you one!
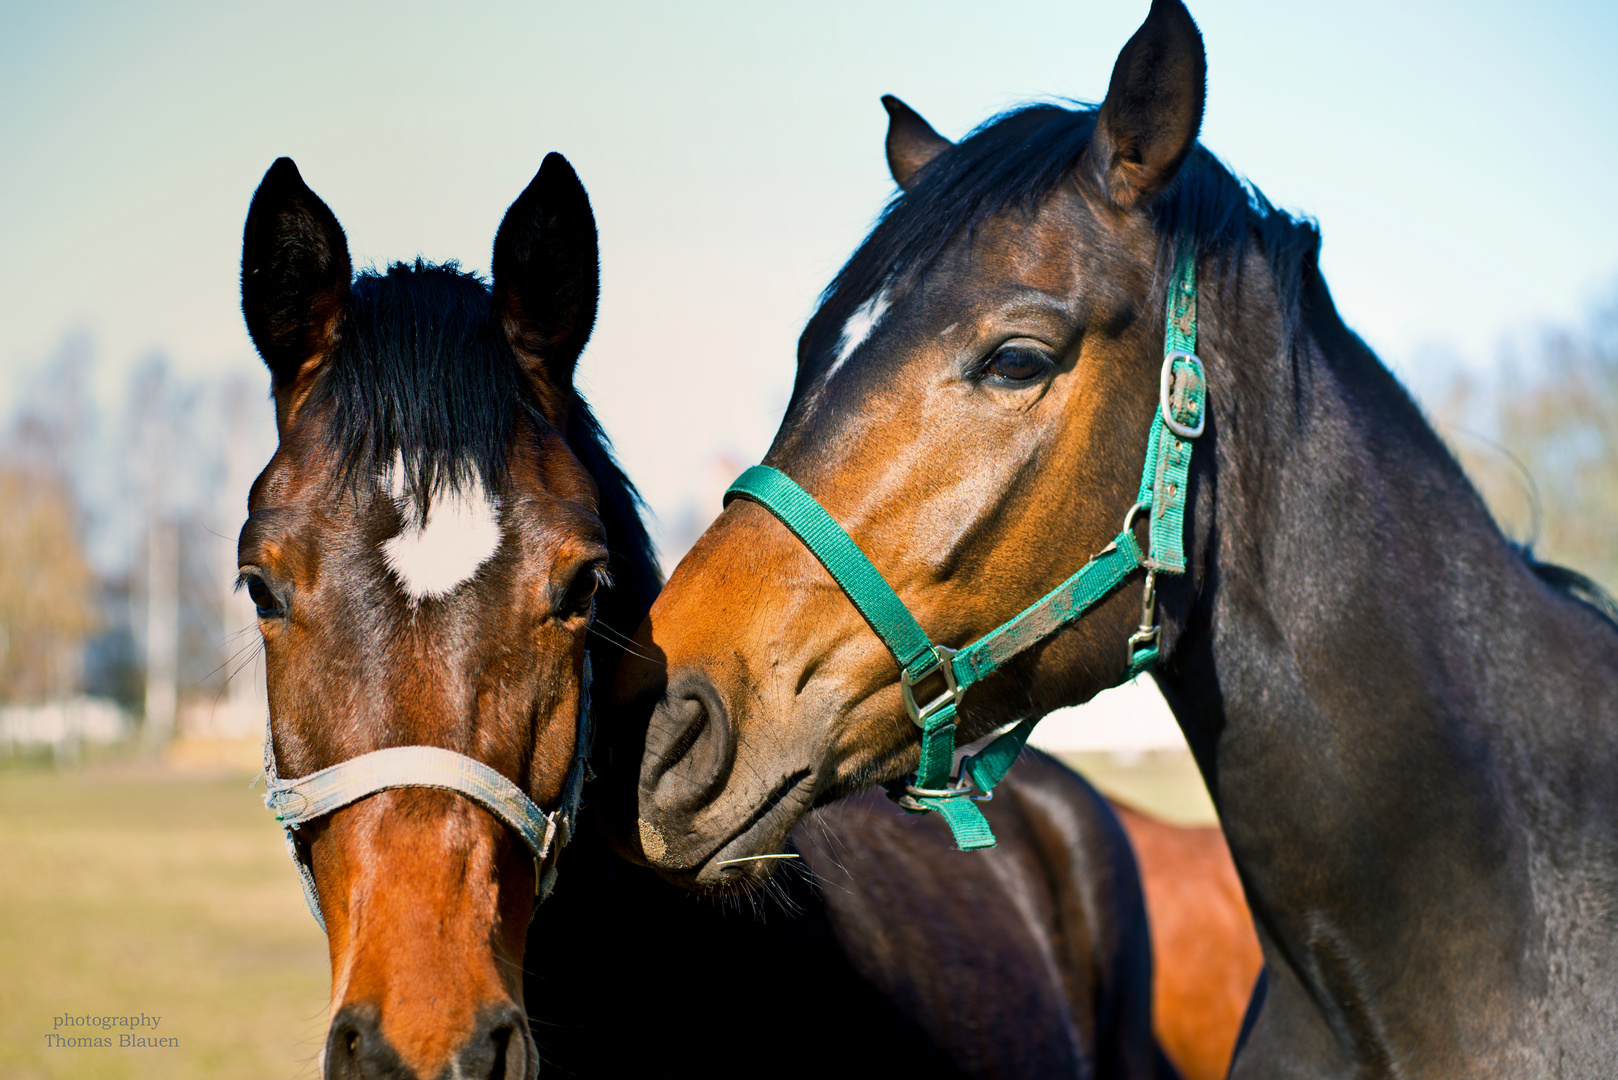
[967,193,1128,282]
[892,202,1154,334]
[247,438,526,595]
[378,461,504,603]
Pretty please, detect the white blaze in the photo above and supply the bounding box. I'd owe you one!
[381,458,502,601]
[827,286,892,378]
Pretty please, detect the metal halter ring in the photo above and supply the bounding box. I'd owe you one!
[1160,351,1206,439]
[893,753,994,811]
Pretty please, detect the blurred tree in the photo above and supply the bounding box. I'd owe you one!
[1498,298,1618,592]
[0,334,99,704]
[1438,286,1618,595]
[0,467,98,702]
[0,338,276,727]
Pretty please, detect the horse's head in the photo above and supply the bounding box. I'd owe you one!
[621,0,1277,888]
[240,154,607,1079]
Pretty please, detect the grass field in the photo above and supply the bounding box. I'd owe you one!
[0,746,1216,1078]
[0,761,329,1080]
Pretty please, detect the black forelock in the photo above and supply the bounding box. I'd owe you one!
[304,259,660,632]
[314,260,523,507]
[794,102,1322,399]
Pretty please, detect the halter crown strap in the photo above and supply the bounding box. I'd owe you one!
[1142,262,1203,573]
[724,252,1205,851]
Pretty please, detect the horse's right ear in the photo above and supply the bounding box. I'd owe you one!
[241,158,351,412]
[1081,0,1206,208]
[492,153,599,428]
[882,96,952,191]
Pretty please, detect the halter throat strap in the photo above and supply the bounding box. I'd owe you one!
[723,253,1205,851]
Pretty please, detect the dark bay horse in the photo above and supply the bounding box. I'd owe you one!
[536,755,1168,1078]
[240,153,644,1078]
[241,156,1168,1078]
[620,0,1618,1074]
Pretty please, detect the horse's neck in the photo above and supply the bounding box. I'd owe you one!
[1194,272,1618,802]
[1165,269,1618,1054]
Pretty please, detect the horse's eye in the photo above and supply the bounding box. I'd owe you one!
[558,565,604,619]
[987,347,1052,384]
[242,574,284,618]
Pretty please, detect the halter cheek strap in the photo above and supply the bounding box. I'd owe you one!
[262,655,593,932]
[723,253,1205,851]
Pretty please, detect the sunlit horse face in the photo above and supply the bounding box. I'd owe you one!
[621,1,1232,889]
[239,155,605,1080]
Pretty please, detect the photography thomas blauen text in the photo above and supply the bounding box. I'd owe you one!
[44,1012,176,1049]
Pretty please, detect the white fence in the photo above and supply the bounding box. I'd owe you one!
[0,698,132,752]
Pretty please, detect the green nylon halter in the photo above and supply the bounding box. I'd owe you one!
[724,253,1206,850]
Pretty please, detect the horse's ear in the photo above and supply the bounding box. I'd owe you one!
[1082,0,1206,208]
[882,95,952,191]
[492,153,598,426]
[241,158,351,417]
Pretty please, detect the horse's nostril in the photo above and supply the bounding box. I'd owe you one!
[660,697,709,769]
[326,1002,530,1080]
[325,1004,409,1080]
[459,1004,529,1080]
[638,671,736,814]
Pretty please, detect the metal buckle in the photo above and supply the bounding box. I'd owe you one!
[1127,625,1160,662]
[1160,351,1206,439]
[268,786,310,825]
[900,644,961,727]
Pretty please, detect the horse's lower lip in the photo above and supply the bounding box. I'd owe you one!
[660,769,815,890]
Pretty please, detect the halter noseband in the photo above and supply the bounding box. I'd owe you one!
[263,655,592,931]
[723,254,1206,851]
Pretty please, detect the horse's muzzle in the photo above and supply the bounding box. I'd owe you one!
[636,668,815,887]
[325,1001,535,1080]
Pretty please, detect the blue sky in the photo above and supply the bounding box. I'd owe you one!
[2,0,1615,547]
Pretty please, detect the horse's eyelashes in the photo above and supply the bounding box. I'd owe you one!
[985,346,1053,385]
[556,563,607,619]
[242,574,285,619]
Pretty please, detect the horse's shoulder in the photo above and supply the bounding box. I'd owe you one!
[993,749,1142,884]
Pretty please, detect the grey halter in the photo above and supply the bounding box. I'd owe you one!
[263,655,592,932]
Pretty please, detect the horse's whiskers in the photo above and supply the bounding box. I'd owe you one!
[588,622,664,667]
[713,853,801,867]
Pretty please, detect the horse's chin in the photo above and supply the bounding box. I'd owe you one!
[654,860,779,897]
[639,772,817,893]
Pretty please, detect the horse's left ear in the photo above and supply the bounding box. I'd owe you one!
[241,158,352,424]
[1082,0,1206,208]
[492,153,599,426]
[883,96,952,191]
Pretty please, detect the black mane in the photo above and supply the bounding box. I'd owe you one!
[1519,546,1618,630]
[795,102,1321,398]
[308,260,659,639]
